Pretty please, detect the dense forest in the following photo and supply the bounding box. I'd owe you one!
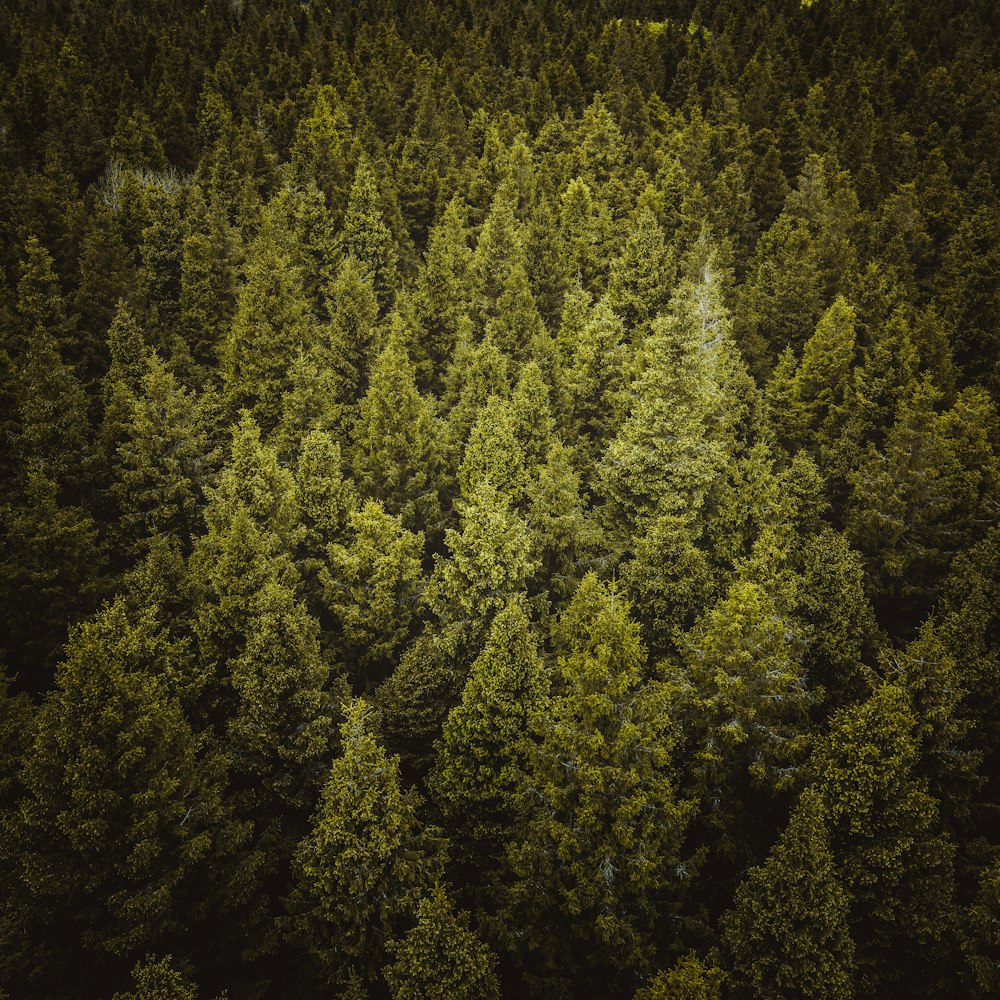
[0,0,998,996]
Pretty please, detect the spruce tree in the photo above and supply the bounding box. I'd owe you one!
[221,230,315,433]
[352,324,442,533]
[286,699,443,987]
[722,789,855,1000]
[429,598,546,850]
[383,885,500,1000]
[325,501,424,685]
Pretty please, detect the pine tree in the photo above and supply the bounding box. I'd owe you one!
[674,577,811,827]
[484,258,548,365]
[383,885,500,1000]
[428,477,537,652]
[11,600,217,965]
[325,501,424,685]
[352,325,442,533]
[722,788,855,999]
[429,599,545,850]
[227,578,337,810]
[811,684,960,997]
[620,512,714,657]
[411,196,473,392]
[442,333,513,469]
[0,470,104,684]
[136,195,184,357]
[457,394,529,507]
[290,87,350,221]
[179,187,238,367]
[770,296,858,452]
[847,376,1000,628]
[525,440,600,600]
[286,699,443,987]
[111,355,208,559]
[510,361,556,470]
[470,187,525,326]
[635,953,725,1000]
[111,955,199,1000]
[557,177,599,292]
[502,575,693,989]
[605,205,673,338]
[340,158,398,309]
[599,276,731,540]
[322,255,381,415]
[294,429,357,609]
[221,230,316,433]
[562,297,631,474]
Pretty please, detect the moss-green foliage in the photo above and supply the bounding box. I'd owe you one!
[2,2,999,997]
[383,884,500,1000]
[287,699,443,989]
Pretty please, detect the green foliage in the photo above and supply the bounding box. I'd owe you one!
[810,684,959,996]
[112,955,199,1000]
[2,4,997,996]
[325,501,424,682]
[352,325,442,532]
[722,789,855,999]
[429,598,546,847]
[599,275,732,539]
[11,600,215,961]
[340,159,399,309]
[222,231,315,433]
[502,576,693,987]
[383,885,500,1000]
[634,954,724,999]
[287,699,443,986]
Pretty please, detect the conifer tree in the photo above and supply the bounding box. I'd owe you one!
[227,578,337,810]
[340,158,398,309]
[290,87,350,221]
[558,177,599,291]
[442,333,513,468]
[286,699,443,987]
[11,600,217,965]
[111,355,208,559]
[605,205,673,338]
[458,394,529,507]
[383,885,500,1000]
[428,478,537,652]
[411,196,473,392]
[562,297,630,473]
[222,231,315,433]
[674,577,811,825]
[847,377,999,627]
[634,954,725,1000]
[509,361,556,470]
[525,440,599,599]
[811,684,960,997]
[322,255,381,415]
[429,598,545,850]
[294,429,357,609]
[179,187,238,367]
[325,501,424,685]
[620,512,714,656]
[471,187,525,325]
[599,276,731,540]
[136,196,184,357]
[352,325,442,533]
[502,576,693,989]
[722,789,855,999]
[111,955,199,1000]
[484,259,547,365]
[0,470,104,683]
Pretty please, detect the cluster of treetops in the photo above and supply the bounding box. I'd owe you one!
[0,0,998,997]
